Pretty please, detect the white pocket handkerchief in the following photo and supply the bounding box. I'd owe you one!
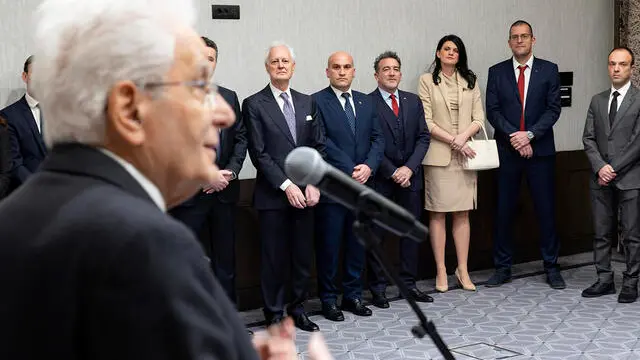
[305,115,313,121]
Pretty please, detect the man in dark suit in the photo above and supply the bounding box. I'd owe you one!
[486,20,565,289]
[582,47,640,303]
[0,55,47,190]
[367,51,432,307]
[169,36,247,302]
[313,51,385,321]
[243,42,325,332]
[0,1,302,357]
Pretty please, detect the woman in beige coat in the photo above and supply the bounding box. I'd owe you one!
[418,34,485,292]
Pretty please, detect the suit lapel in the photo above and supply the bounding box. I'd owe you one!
[525,59,542,110]
[435,75,452,114]
[259,86,295,146]
[324,88,355,139]
[611,86,638,131]
[507,61,521,105]
[600,92,611,135]
[353,92,366,140]
[291,90,308,143]
[374,90,399,139]
[399,91,411,145]
[19,98,46,155]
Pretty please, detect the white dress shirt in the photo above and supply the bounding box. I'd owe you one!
[608,80,631,114]
[24,92,42,133]
[512,55,535,111]
[377,87,400,111]
[331,86,356,117]
[99,148,166,211]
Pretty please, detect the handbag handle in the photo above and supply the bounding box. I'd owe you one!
[468,122,489,141]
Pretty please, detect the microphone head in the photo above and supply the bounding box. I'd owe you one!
[285,147,327,185]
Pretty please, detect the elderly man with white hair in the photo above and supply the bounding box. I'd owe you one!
[0,0,332,359]
[243,42,326,332]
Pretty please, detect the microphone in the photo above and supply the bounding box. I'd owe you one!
[285,147,428,242]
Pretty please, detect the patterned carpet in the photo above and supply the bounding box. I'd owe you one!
[241,252,639,359]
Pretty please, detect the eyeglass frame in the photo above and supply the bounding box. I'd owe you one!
[509,33,533,41]
[137,79,219,107]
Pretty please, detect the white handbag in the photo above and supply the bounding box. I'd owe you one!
[462,124,500,170]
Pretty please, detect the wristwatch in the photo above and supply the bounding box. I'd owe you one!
[526,131,534,140]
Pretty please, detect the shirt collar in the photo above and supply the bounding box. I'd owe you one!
[377,87,399,101]
[331,85,353,99]
[24,92,38,109]
[611,80,631,97]
[269,82,291,100]
[98,148,166,211]
[513,55,534,71]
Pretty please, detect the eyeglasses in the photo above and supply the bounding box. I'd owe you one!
[139,79,219,108]
[509,34,532,41]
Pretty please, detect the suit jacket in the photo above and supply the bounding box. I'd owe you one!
[486,57,561,157]
[312,86,385,187]
[369,88,430,192]
[418,73,485,166]
[0,123,10,199]
[244,85,326,210]
[583,85,640,190]
[179,86,247,207]
[0,95,48,187]
[0,144,259,360]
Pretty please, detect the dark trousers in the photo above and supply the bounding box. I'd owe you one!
[169,193,236,302]
[367,182,422,294]
[494,153,559,271]
[258,208,314,318]
[590,184,640,285]
[315,203,365,304]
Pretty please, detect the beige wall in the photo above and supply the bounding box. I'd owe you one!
[0,0,615,179]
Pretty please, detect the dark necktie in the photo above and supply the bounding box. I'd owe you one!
[342,92,356,134]
[609,91,620,127]
[517,65,528,131]
[280,92,296,143]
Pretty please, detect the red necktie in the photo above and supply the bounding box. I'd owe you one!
[390,94,399,117]
[517,65,528,131]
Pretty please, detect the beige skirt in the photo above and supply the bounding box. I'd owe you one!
[423,154,477,212]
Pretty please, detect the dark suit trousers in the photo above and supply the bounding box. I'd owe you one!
[494,152,559,271]
[315,203,365,304]
[259,207,314,318]
[590,185,640,285]
[367,183,422,294]
[169,193,236,302]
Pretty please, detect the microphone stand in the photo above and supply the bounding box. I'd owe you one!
[352,196,456,359]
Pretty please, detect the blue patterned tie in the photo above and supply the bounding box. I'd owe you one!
[280,92,296,143]
[342,92,356,134]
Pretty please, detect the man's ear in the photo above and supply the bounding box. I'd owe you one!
[105,81,145,145]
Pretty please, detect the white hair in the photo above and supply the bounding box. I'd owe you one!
[31,0,196,147]
[264,41,296,65]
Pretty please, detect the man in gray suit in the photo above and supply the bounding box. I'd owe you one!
[582,46,640,303]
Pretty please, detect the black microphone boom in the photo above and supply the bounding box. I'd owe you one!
[284,147,428,242]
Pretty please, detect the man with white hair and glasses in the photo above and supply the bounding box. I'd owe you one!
[0,0,332,359]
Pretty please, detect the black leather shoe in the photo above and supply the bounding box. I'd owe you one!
[618,285,638,303]
[322,303,344,322]
[546,270,566,289]
[291,312,320,332]
[265,313,284,327]
[485,271,512,287]
[407,288,434,303]
[371,292,389,308]
[581,281,615,298]
[341,298,372,316]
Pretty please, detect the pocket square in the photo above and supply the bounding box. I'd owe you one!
[305,115,313,121]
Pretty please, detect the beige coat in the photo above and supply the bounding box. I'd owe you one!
[418,72,485,166]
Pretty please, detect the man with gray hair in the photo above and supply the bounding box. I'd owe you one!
[244,42,326,332]
[0,0,306,359]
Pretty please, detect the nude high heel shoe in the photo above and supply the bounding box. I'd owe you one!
[435,272,448,292]
[455,268,477,291]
